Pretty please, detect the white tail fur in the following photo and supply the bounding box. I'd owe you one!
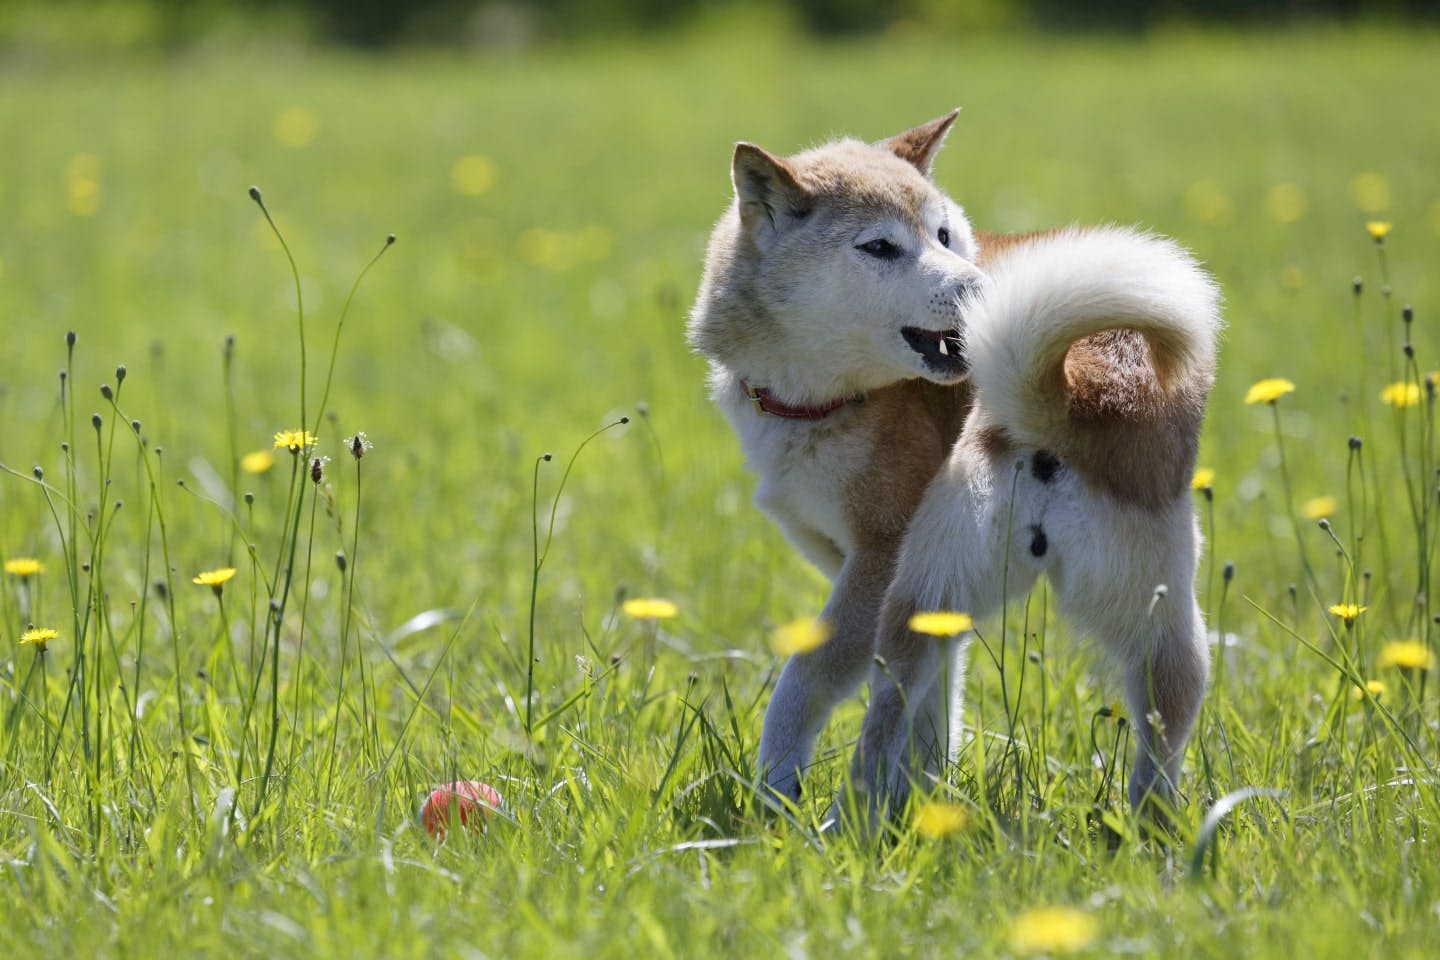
[966,226,1222,450]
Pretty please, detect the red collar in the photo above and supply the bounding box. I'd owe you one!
[741,380,864,420]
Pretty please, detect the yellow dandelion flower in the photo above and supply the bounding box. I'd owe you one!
[1264,183,1308,224]
[1245,378,1295,405]
[1302,496,1338,520]
[451,154,497,197]
[4,558,45,577]
[1009,906,1099,955]
[621,597,678,620]
[1365,220,1393,242]
[1380,382,1421,408]
[1349,172,1391,213]
[240,450,277,474]
[192,568,237,596]
[1191,467,1215,491]
[1352,679,1387,701]
[1184,180,1234,225]
[770,617,831,656]
[273,106,318,148]
[66,153,102,217]
[273,429,318,453]
[20,627,59,651]
[908,611,974,637]
[1328,603,1367,624]
[914,801,969,839]
[1377,640,1434,672]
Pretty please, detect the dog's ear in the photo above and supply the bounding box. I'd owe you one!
[883,109,960,176]
[732,143,811,238]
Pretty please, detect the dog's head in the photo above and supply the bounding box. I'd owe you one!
[689,111,983,400]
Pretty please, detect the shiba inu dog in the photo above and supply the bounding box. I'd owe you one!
[688,112,1220,824]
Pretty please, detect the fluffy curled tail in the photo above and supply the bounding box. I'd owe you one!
[966,226,1222,454]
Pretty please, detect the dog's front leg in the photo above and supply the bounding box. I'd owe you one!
[840,592,949,829]
[757,547,896,806]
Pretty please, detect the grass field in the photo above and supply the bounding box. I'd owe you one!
[3,19,1440,958]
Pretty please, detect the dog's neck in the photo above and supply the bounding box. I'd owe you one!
[740,379,864,419]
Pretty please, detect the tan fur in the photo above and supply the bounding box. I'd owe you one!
[689,113,984,803]
[689,115,1220,824]
[844,224,1221,829]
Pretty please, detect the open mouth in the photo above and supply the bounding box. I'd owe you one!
[902,326,968,376]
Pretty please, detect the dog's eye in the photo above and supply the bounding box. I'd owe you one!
[938,227,951,248]
[857,238,901,259]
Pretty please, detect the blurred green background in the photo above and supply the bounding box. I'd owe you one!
[2,0,1439,623]
[3,4,1440,957]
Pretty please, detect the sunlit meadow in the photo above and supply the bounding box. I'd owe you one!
[3,20,1440,958]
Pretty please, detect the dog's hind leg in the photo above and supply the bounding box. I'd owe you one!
[1120,593,1208,818]
[757,547,897,805]
[1059,504,1210,820]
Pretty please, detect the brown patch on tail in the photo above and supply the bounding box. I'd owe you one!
[1061,330,1209,507]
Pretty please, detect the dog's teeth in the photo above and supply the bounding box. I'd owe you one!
[938,338,949,357]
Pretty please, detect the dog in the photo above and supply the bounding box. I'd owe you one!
[844,225,1220,827]
[688,111,982,805]
[688,112,1220,824]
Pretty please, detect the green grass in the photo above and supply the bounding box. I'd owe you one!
[3,20,1440,958]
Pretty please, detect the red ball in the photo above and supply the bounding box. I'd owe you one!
[420,780,502,840]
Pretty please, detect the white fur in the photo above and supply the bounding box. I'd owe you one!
[968,226,1220,451]
[843,227,1220,827]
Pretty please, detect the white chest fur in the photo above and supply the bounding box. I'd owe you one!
[716,373,864,578]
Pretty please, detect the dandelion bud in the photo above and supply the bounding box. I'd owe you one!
[1349,435,1363,450]
[335,550,347,573]
[1222,561,1235,582]
[91,413,102,430]
[100,383,113,400]
[66,330,77,347]
[1352,277,1363,296]
[115,364,127,383]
